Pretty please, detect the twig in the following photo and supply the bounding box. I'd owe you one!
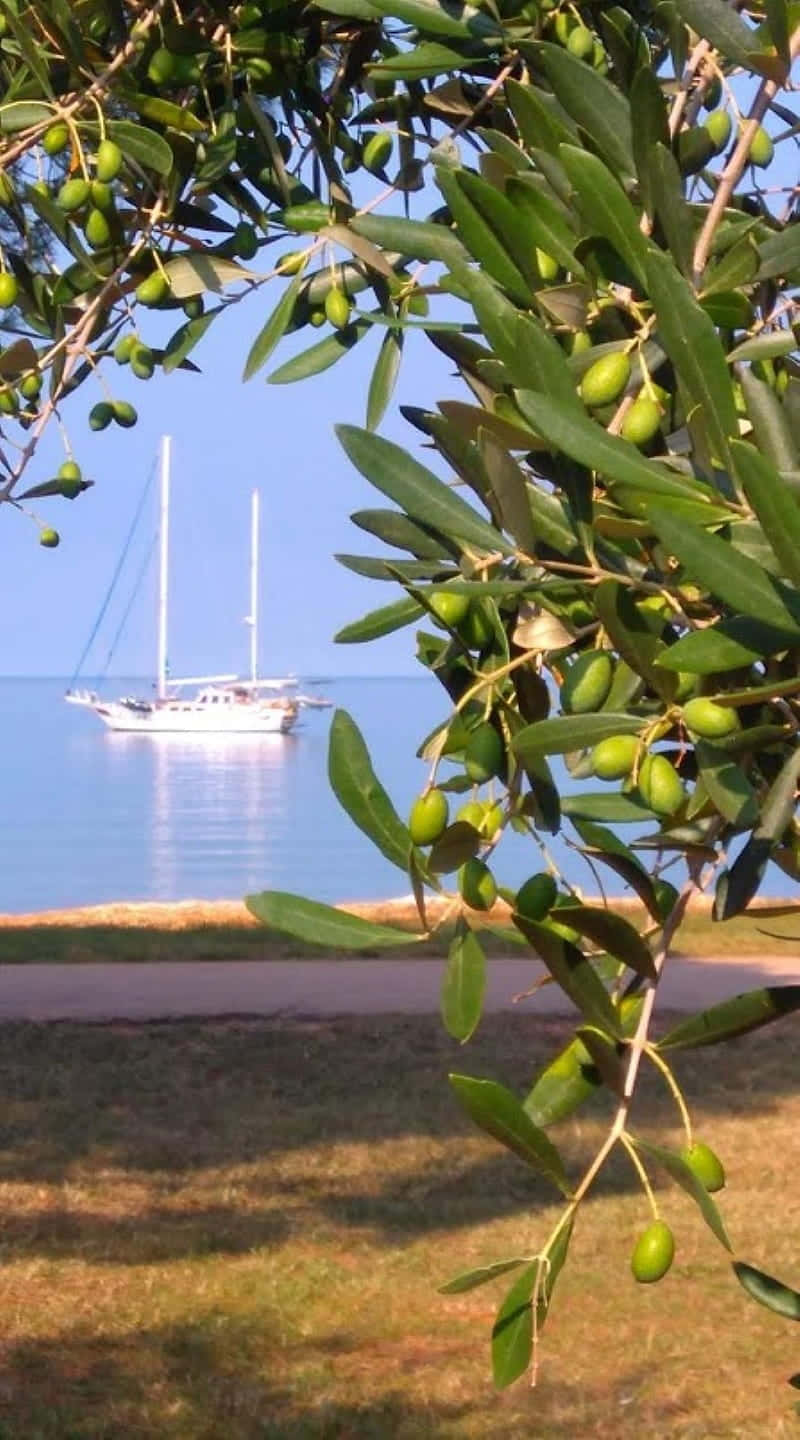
[0,196,166,502]
[554,875,698,1218]
[668,40,712,141]
[692,27,800,283]
[0,2,168,173]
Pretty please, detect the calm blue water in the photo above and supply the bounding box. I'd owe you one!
[0,675,582,913]
[0,676,786,912]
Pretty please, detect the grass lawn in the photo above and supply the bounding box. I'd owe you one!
[0,1013,798,1437]
[0,899,798,963]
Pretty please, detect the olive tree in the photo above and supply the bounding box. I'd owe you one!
[3,0,800,1396]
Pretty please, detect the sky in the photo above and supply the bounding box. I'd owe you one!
[1,268,459,680]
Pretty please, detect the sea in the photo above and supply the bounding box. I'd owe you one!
[0,675,783,914]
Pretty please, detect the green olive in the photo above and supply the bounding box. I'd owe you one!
[552,11,575,44]
[460,601,494,650]
[459,858,497,912]
[677,126,716,175]
[362,131,394,175]
[89,401,114,431]
[464,723,504,784]
[621,397,662,447]
[277,251,307,275]
[682,697,740,739]
[749,125,774,168]
[130,344,155,380]
[19,372,41,401]
[147,47,176,86]
[429,590,470,629]
[114,334,137,365]
[0,272,18,308]
[135,272,169,307]
[455,801,485,831]
[566,25,594,59]
[84,207,111,250]
[515,872,557,921]
[90,181,113,212]
[681,1141,725,1193]
[112,400,138,428]
[631,1220,674,1283]
[43,122,70,156]
[653,879,680,920]
[592,734,639,781]
[324,287,352,329]
[95,139,123,182]
[638,754,685,817]
[560,651,614,714]
[705,109,732,154]
[476,801,501,840]
[409,788,449,846]
[591,38,607,72]
[674,672,697,703]
[57,177,90,213]
[580,352,632,408]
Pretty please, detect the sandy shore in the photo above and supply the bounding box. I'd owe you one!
[0,895,502,930]
[0,891,744,930]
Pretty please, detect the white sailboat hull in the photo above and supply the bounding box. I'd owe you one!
[87,697,298,734]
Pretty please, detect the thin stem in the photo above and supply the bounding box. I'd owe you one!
[619,1131,659,1219]
[643,1043,693,1148]
[451,62,515,141]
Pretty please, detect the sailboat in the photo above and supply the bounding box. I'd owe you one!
[66,436,326,734]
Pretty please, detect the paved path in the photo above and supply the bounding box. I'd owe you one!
[0,952,797,1021]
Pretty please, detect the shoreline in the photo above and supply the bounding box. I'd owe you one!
[0,892,791,930]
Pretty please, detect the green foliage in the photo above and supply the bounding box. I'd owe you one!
[6,0,800,1404]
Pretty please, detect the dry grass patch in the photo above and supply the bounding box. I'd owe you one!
[0,1013,797,1436]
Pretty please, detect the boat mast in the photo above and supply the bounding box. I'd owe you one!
[156,435,171,700]
[249,488,259,684]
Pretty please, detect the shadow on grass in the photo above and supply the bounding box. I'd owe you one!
[0,1016,797,1436]
[0,1316,479,1440]
[0,1202,289,1265]
[0,924,449,966]
[0,1014,796,1243]
[0,1316,709,1440]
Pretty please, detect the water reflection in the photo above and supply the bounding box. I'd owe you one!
[107,730,297,901]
